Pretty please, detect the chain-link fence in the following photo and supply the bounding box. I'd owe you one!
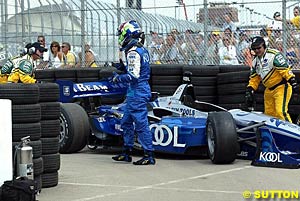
[0,0,299,69]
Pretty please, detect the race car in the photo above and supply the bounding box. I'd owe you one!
[57,73,300,168]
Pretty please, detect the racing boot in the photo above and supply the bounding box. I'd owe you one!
[112,147,132,162]
[133,151,156,165]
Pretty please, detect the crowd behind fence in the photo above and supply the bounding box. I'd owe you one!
[0,0,300,69]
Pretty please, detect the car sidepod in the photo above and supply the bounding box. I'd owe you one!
[150,116,207,154]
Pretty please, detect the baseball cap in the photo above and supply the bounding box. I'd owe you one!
[31,42,48,52]
[251,36,265,49]
[273,12,281,18]
[212,30,220,35]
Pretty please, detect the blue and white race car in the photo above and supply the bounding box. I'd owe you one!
[58,74,300,168]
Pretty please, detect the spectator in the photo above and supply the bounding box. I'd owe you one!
[7,42,47,83]
[36,35,50,69]
[48,41,63,68]
[77,44,97,67]
[237,31,250,64]
[274,38,283,51]
[260,28,269,46]
[275,6,300,31]
[182,29,199,64]
[148,31,162,63]
[175,34,187,63]
[61,42,76,68]
[160,34,182,64]
[191,33,205,65]
[223,27,237,45]
[218,36,239,65]
[222,13,236,34]
[170,28,180,36]
[268,12,282,32]
[204,31,223,65]
[286,36,300,68]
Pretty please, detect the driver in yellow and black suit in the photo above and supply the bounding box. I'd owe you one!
[246,36,298,122]
[5,42,47,84]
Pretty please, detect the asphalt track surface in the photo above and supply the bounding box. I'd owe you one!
[38,148,300,201]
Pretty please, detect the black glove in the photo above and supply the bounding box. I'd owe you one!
[111,59,125,71]
[245,87,255,107]
[288,77,299,94]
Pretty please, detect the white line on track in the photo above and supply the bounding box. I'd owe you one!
[67,166,252,201]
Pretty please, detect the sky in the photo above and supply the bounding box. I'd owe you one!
[5,0,300,27]
[101,0,300,27]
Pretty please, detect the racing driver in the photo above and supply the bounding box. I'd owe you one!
[246,36,298,122]
[111,20,155,165]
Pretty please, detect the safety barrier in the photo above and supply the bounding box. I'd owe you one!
[34,65,300,120]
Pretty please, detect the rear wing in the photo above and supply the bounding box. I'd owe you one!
[56,79,128,103]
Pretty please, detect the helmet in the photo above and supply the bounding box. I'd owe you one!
[117,20,141,48]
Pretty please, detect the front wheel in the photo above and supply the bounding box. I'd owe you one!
[59,103,90,153]
[206,111,238,164]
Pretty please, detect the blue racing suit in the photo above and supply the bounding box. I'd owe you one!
[115,42,153,152]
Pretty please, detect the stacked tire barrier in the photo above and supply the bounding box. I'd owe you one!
[34,66,300,122]
[184,65,219,103]
[151,64,183,96]
[151,65,250,105]
[0,84,43,191]
[38,83,61,188]
[290,71,300,122]
[217,66,250,110]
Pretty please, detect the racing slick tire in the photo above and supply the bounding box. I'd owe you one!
[59,103,90,153]
[206,111,238,164]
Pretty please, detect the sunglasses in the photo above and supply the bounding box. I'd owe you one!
[61,46,66,48]
[38,40,44,43]
[252,46,263,50]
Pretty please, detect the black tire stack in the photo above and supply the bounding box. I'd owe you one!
[34,69,56,83]
[0,84,43,192]
[253,84,265,112]
[76,68,101,83]
[151,64,183,96]
[289,70,300,122]
[37,83,61,188]
[217,66,250,110]
[184,65,219,103]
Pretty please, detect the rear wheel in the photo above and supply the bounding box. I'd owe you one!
[206,111,238,164]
